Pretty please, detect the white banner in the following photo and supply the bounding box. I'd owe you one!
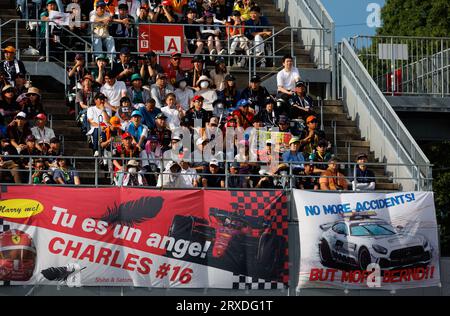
[294,190,440,290]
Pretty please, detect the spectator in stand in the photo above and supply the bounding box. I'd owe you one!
[233,0,254,21]
[6,111,32,154]
[170,0,188,19]
[352,153,376,191]
[19,135,42,181]
[101,116,124,153]
[153,0,177,23]
[195,75,217,112]
[25,87,45,118]
[0,137,21,183]
[179,157,198,188]
[0,46,26,85]
[121,159,148,186]
[141,134,163,186]
[90,0,117,64]
[222,74,238,108]
[140,50,164,86]
[276,54,301,108]
[67,54,89,90]
[240,75,270,113]
[227,162,243,188]
[299,115,327,157]
[15,94,30,119]
[137,4,151,22]
[0,85,20,128]
[157,160,183,188]
[87,92,110,156]
[287,80,314,120]
[201,159,225,188]
[211,0,233,21]
[174,77,194,112]
[200,11,225,58]
[127,110,148,150]
[150,112,172,151]
[128,74,151,106]
[139,98,161,130]
[185,95,211,128]
[112,132,141,184]
[31,113,56,151]
[112,47,139,85]
[76,74,96,112]
[117,96,133,130]
[14,73,29,96]
[100,70,127,114]
[182,7,204,55]
[233,99,254,130]
[46,136,62,169]
[53,157,81,185]
[226,10,248,66]
[151,73,174,109]
[308,139,332,174]
[166,52,186,87]
[161,93,183,130]
[121,0,142,20]
[186,56,208,91]
[110,3,136,51]
[92,54,109,85]
[209,57,228,99]
[319,157,348,191]
[31,158,55,184]
[282,136,305,171]
[256,98,278,128]
[297,161,319,190]
[245,6,272,66]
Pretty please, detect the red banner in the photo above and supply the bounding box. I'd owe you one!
[0,187,288,288]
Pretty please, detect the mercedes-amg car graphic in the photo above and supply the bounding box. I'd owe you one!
[318,211,433,270]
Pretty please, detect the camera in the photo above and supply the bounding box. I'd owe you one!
[42,172,54,184]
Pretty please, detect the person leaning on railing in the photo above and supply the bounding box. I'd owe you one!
[110,3,136,52]
[352,153,376,191]
[90,0,117,64]
[319,157,348,191]
[0,137,21,184]
[53,157,81,185]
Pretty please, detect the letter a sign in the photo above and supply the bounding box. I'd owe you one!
[164,36,181,54]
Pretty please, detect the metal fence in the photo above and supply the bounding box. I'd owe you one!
[349,35,450,97]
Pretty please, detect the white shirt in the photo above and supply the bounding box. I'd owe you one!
[195,89,217,112]
[101,80,127,107]
[276,67,300,91]
[86,106,107,134]
[31,126,55,144]
[179,168,198,188]
[161,106,181,130]
[174,88,194,111]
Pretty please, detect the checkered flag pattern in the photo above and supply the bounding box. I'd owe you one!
[230,191,289,285]
[232,274,287,290]
[0,218,11,286]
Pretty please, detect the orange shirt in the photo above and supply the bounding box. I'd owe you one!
[319,169,348,190]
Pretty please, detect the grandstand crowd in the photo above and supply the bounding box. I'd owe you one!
[0,0,376,191]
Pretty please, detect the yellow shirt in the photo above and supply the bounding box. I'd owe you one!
[233,4,251,21]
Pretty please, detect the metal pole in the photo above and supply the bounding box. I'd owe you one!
[28,157,33,184]
[441,39,444,98]
[46,21,50,62]
[94,157,98,187]
[15,20,19,60]
[319,96,323,131]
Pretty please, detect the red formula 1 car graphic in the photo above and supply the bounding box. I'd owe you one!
[0,230,37,281]
[166,207,286,280]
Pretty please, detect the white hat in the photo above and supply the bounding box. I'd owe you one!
[196,138,208,146]
[172,135,182,142]
[15,111,27,119]
[209,159,219,166]
[196,75,212,87]
[127,160,139,167]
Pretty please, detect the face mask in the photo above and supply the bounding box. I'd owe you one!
[200,81,209,89]
[128,167,137,174]
[179,81,187,89]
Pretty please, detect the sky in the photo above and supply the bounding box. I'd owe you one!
[320,0,386,42]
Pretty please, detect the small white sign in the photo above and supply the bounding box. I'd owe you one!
[164,36,181,54]
[378,44,409,60]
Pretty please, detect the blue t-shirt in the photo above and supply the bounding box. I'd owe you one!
[245,16,271,39]
[139,107,161,130]
[53,168,79,185]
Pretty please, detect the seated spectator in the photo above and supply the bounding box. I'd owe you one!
[226,10,249,66]
[67,54,89,91]
[244,6,272,66]
[299,115,327,157]
[184,95,211,128]
[127,110,149,149]
[110,3,136,52]
[186,56,209,91]
[282,136,305,171]
[153,0,177,23]
[140,50,164,87]
[47,137,62,161]
[352,153,376,191]
[0,85,20,129]
[182,8,204,55]
[19,135,42,181]
[53,157,81,185]
[87,92,111,156]
[25,87,45,118]
[76,74,96,111]
[179,157,198,188]
[150,112,172,151]
[308,139,332,173]
[100,70,127,113]
[319,157,348,191]
[14,73,28,96]
[222,74,239,108]
[201,159,225,188]
[209,58,228,97]
[100,116,124,154]
[0,137,21,183]
[92,54,109,85]
[90,1,117,63]
[139,98,161,130]
[227,162,244,188]
[276,54,301,105]
[232,99,254,129]
[256,98,278,128]
[112,47,138,84]
[240,75,271,114]
[118,96,133,128]
[6,111,32,153]
[233,0,254,21]
[0,46,26,84]
[161,93,183,130]
[174,77,194,111]
[150,73,174,109]
[195,76,217,112]
[112,132,141,184]
[287,80,314,120]
[166,52,186,87]
[121,159,148,186]
[31,113,56,152]
[201,11,225,58]
[128,74,151,106]
[32,158,55,184]
[140,135,163,186]
[297,161,319,190]
[157,160,184,188]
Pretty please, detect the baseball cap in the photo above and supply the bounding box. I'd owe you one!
[209,159,219,166]
[96,54,108,61]
[306,115,317,123]
[120,47,130,55]
[15,111,27,119]
[2,85,14,93]
[145,50,156,58]
[110,116,122,127]
[289,137,300,145]
[122,132,132,140]
[295,80,306,87]
[171,135,182,142]
[118,3,128,10]
[192,95,204,102]
[96,0,107,7]
[356,152,368,160]
[196,138,208,146]
[131,110,143,118]
[171,52,182,58]
[156,73,168,80]
[148,135,159,142]
[16,93,29,103]
[237,99,249,107]
[130,73,142,82]
[191,55,204,63]
[155,113,167,119]
[35,113,47,120]
[224,74,236,81]
[250,75,261,83]
[162,0,171,6]
[3,46,16,53]
[94,92,107,100]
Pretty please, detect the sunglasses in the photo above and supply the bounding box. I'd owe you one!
[172,58,180,61]
[4,89,14,93]
[308,120,318,124]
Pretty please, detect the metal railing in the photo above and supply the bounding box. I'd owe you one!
[349,35,450,97]
[338,39,432,191]
[0,154,432,191]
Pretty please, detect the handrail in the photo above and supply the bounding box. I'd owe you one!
[339,38,431,190]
